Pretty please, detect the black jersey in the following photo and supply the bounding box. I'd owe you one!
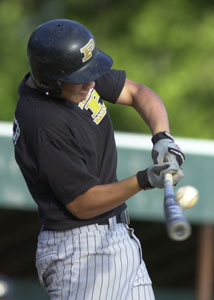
[13,69,127,230]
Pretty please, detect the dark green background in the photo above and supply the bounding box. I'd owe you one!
[1,0,214,139]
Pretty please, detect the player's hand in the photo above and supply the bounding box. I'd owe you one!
[137,161,184,189]
[151,131,185,166]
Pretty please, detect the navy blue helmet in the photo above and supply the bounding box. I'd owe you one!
[27,19,113,95]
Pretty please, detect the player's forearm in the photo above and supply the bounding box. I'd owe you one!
[133,85,170,135]
[66,175,141,219]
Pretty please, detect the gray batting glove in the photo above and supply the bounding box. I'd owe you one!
[151,131,185,166]
[137,161,184,189]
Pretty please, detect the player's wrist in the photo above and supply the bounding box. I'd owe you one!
[136,169,153,190]
[152,131,174,144]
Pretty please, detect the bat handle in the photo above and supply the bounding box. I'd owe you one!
[164,173,173,185]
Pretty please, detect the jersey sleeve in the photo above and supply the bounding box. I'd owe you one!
[37,135,100,205]
[95,69,126,103]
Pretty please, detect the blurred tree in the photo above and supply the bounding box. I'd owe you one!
[0,0,28,121]
[0,0,213,139]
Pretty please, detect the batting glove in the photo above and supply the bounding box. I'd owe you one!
[137,161,184,189]
[151,131,185,166]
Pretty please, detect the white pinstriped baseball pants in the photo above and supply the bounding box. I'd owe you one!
[36,216,155,300]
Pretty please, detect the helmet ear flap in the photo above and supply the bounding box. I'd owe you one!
[31,76,62,96]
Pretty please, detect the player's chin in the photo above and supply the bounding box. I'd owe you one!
[68,94,87,104]
[80,91,90,99]
[73,94,88,103]
[78,95,88,102]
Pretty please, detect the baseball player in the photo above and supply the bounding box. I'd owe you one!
[13,19,185,300]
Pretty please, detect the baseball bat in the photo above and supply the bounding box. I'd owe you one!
[164,173,191,241]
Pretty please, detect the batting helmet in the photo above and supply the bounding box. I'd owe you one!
[27,19,113,95]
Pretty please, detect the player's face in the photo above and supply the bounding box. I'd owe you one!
[60,81,95,103]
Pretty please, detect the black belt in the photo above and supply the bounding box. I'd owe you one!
[42,210,130,231]
[98,210,130,225]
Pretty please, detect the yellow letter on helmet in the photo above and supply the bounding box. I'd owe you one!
[80,39,95,63]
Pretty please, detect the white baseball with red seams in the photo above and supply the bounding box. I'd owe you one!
[176,186,199,209]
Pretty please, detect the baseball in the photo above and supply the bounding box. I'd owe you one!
[176,186,199,209]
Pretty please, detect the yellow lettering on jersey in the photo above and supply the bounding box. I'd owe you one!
[80,39,95,63]
[84,90,102,118]
[78,89,107,125]
[78,99,87,110]
[94,105,107,125]
[78,89,93,110]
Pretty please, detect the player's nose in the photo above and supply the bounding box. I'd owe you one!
[83,81,95,90]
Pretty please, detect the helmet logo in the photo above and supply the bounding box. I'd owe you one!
[80,39,95,63]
